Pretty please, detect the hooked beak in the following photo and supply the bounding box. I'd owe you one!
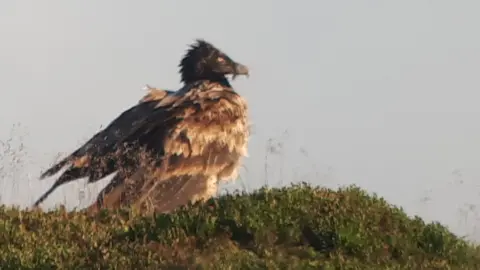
[232,63,249,80]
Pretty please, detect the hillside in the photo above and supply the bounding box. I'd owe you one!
[0,183,479,269]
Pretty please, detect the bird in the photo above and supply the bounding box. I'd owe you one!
[33,39,250,215]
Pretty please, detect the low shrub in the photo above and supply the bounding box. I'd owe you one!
[0,183,478,269]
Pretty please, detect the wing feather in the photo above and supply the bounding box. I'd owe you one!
[33,88,174,207]
[85,81,249,213]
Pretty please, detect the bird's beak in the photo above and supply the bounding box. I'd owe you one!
[232,63,249,80]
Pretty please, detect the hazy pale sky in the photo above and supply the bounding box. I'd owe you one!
[1,1,480,241]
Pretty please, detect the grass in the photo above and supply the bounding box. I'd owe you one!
[0,183,479,269]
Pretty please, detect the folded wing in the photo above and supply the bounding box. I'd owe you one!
[33,87,174,207]
[85,81,249,214]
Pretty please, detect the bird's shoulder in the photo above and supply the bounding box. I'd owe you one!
[117,80,249,149]
[139,85,175,103]
[150,80,248,118]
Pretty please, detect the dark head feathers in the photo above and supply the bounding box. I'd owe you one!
[179,39,249,84]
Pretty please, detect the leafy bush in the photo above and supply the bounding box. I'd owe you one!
[0,183,479,269]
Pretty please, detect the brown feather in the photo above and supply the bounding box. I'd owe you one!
[33,87,175,207]
[85,80,249,214]
[87,167,215,215]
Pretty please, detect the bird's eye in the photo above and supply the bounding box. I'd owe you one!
[216,57,226,63]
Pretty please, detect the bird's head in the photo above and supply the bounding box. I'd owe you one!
[179,39,249,84]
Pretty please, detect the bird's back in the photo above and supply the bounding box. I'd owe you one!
[88,80,250,214]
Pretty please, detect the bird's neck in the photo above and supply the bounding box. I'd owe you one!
[182,74,231,88]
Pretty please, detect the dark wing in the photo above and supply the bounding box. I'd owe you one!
[33,87,175,208]
[85,81,250,214]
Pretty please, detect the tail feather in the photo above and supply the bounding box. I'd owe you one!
[39,158,70,179]
[33,167,86,207]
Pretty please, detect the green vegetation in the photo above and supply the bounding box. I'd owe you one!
[0,183,479,269]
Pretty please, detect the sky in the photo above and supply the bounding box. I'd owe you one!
[1,1,480,242]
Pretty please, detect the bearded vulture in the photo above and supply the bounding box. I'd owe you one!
[33,39,250,214]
